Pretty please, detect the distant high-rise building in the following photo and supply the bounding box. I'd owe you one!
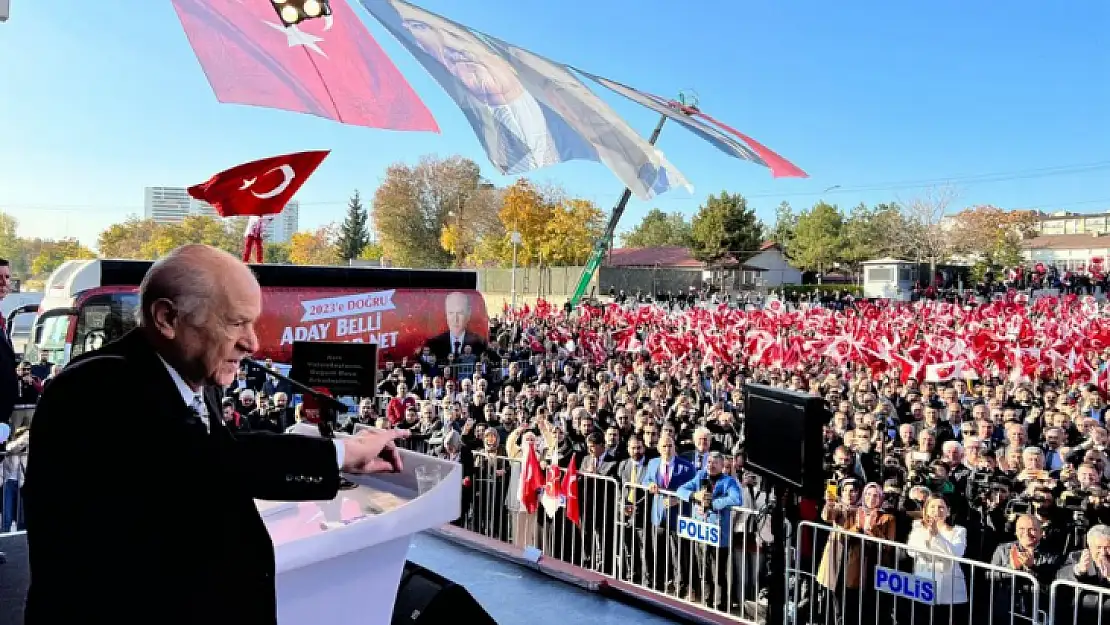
[143,187,300,243]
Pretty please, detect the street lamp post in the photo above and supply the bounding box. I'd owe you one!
[510,231,522,311]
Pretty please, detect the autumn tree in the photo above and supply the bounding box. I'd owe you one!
[948,204,1038,256]
[620,208,693,248]
[540,198,605,265]
[336,190,371,261]
[289,226,340,265]
[689,191,763,265]
[372,155,495,268]
[440,180,500,266]
[31,238,96,276]
[791,201,844,271]
[359,240,385,261]
[497,179,552,266]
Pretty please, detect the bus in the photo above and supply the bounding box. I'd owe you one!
[28,259,488,366]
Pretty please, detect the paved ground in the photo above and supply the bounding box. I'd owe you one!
[0,533,27,625]
[0,532,679,625]
[407,533,679,624]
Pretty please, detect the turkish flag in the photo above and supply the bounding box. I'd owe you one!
[171,0,438,132]
[562,456,581,527]
[188,150,329,217]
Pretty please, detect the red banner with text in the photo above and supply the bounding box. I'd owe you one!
[254,287,489,364]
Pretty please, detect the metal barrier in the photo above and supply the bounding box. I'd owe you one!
[1049,578,1110,625]
[617,481,767,623]
[794,520,1043,625]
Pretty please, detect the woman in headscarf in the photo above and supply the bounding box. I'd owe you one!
[816,480,897,624]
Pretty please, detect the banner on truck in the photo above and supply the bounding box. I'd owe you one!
[257,288,489,363]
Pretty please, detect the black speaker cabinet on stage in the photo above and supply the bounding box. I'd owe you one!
[743,383,830,497]
[392,561,497,625]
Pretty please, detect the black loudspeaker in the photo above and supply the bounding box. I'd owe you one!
[743,383,830,497]
[392,561,497,625]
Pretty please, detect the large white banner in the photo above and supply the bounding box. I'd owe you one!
[360,0,691,199]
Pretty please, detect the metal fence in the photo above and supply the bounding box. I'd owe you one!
[4,436,1109,625]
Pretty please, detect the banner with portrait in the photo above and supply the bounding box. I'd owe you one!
[255,288,489,364]
[359,0,691,199]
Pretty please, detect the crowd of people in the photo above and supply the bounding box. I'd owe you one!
[312,292,1109,624]
[7,288,1110,623]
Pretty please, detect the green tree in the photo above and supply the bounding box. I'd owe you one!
[0,213,25,273]
[766,201,797,253]
[264,242,292,264]
[620,208,693,248]
[31,238,96,276]
[97,217,162,259]
[336,190,371,261]
[791,201,844,271]
[689,191,763,265]
[141,215,242,258]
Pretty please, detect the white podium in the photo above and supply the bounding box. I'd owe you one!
[256,448,461,625]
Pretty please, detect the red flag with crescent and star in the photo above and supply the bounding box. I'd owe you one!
[187,150,330,217]
[171,0,438,132]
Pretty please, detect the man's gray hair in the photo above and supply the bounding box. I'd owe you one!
[136,246,219,327]
[1088,524,1110,544]
[445,291,471,313]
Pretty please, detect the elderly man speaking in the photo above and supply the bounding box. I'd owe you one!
[22,245,409,625]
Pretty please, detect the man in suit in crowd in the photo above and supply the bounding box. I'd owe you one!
[642,435,696,597]
[22,245,410,625]
[424,291,486,361]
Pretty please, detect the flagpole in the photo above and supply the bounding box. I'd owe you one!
[569,95,693,307]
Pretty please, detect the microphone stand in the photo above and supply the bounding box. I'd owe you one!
[241,359,347,440]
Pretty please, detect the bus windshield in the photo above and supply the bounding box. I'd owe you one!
[33,313,72,364]
[69,292,140,361]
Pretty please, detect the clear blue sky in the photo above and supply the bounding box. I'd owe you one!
[1,0,1108,249]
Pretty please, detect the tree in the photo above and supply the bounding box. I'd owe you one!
[766,201,797,253]
[95,215,241,259]
[336,190,371,261]
[264,242,292,264]
[791,201,844,271]
[358,240,384,261]
[689,191,763,265]
[0,213,22,273]
[497,179,553,267]
[97,217,162,259]
[947,204,1038,256]
[31,238,96,276]
[898,186,960,282]
[540,198,605,265]
[372,155,494,268]
[289,226,340,265]
[620,208,693,248]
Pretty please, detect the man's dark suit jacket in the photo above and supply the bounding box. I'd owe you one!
[423,330,486,361]
[22,330,341,625]
[0,324,19,423]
